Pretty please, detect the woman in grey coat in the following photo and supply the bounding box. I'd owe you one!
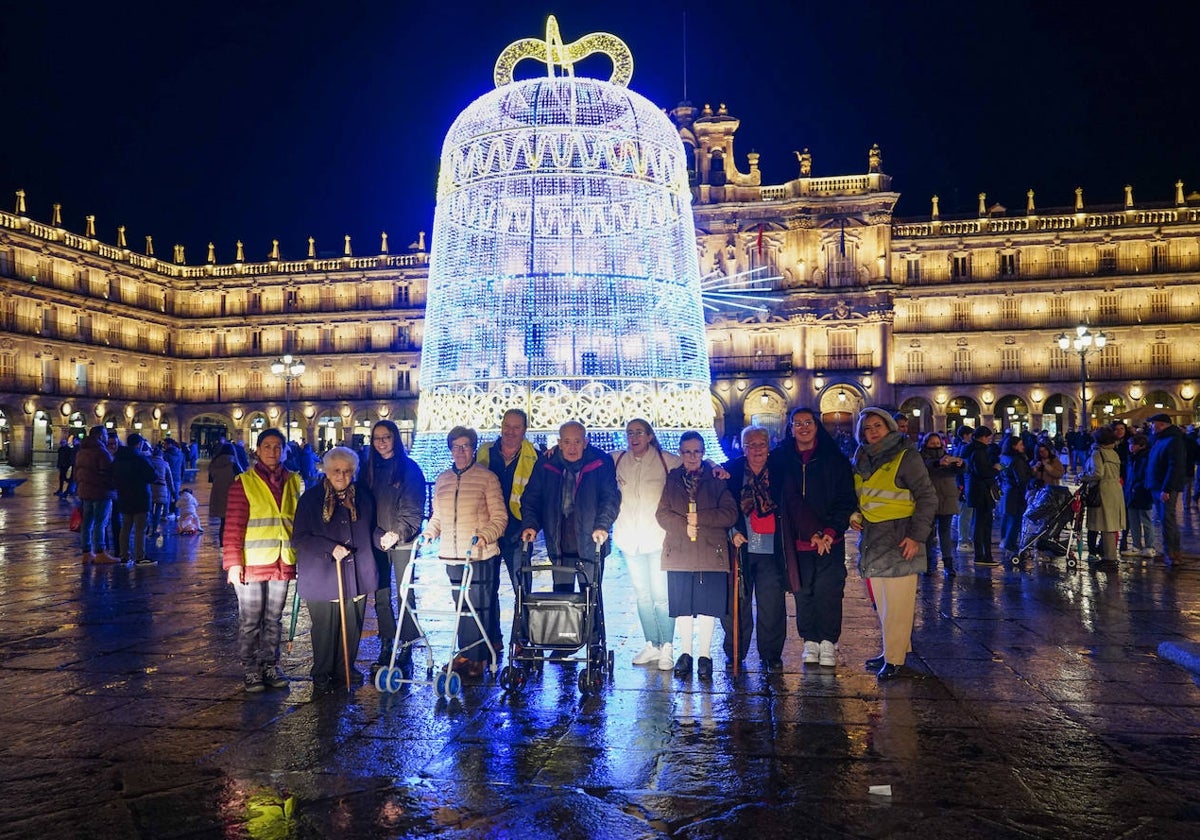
[919,432,963,577]
[850,408,938,681]
[1081,426,1126,571]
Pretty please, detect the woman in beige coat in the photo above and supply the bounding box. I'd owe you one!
[1081,427,1125,571]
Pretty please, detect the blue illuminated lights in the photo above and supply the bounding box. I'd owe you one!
[411,19,720,472]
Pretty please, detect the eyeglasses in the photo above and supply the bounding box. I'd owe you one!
[625,429,646,437]
[744,442,769,450]
[371,436,392,443]
[450,443,474,452]
[680,448,704,456]
[792,419,816,428]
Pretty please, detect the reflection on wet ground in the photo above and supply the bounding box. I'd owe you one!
[0,465,1198,838]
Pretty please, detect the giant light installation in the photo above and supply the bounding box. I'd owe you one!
[411,16,720,471]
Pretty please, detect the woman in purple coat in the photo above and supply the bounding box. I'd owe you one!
[293,446,385,692]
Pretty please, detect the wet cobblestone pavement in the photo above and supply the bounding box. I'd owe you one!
[1,465,1199,838]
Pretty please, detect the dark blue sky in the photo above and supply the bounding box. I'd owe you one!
[2,1,1196,263]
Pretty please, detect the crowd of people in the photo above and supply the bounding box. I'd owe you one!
[56,404,1199,692]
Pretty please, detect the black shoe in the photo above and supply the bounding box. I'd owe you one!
[243,672,266,694]
[697,656,713,680]
[943,567,957,578]
[673,653,693,678]
[766,659,784,673]
[262,665,289,690]
[864,654,885,671]
[877,663,925,681]
[975,557,999,567]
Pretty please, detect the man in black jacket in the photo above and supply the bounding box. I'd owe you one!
[521,421,620,596]
[1147,413,1188,565]
[112,433,158,565]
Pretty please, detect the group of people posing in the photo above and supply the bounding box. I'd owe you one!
[922,412,1190,572]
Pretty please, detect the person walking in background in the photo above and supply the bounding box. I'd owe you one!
[163,438,185,513]
[770,407,857,670]
[208,442,242,548]
[293,446,383,693]
[113,433,157,566]
[74,426,119,565]
[610,418,681,671]
[361,419,426,679]
[952,425,974,552]
[656,431,738,681]
[222,429,302,693]
[1147,413,1188,566]
[1125,433,1155,558]
[964,426,1001,566]
[56,436,76,497]
[424,426,508,679]
[919,432,962,577]
[850,408,937,681]
[147,444,177,540]
[998,436,1032,564]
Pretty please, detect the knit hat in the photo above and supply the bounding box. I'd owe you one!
[1148,413,1171,424]
[857,406,898,441]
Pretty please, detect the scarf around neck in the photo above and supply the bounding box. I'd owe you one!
[740,463,776,517]
[852,431,911,479]
[322,478,357,523]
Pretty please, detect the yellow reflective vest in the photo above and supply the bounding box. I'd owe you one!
[854,453,917,523]
[239,468,301,567]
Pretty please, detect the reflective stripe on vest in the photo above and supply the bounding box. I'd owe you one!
[854,453,916,523]
[239,469,301,566]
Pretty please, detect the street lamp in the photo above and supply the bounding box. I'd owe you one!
[270,354,305,443]
[1056,325,1107,429]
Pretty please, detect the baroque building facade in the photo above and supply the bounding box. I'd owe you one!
[3,104,1199,466]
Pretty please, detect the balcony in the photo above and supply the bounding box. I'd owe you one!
[709,354,793,375]
[812,352,874,373]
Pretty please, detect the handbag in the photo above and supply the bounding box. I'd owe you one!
[68,505,83,532]
[1082,481,1102,508]
[988,482,1001,503]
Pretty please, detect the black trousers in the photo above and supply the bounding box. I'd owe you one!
[973,503,995,562]
[445,559,496,663]
[792,543,848,645]
[375,545,420,660]
[307,596,366,685]
[721,550,788,662]
[486,537,523,645]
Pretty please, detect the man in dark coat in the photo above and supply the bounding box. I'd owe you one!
[521,421,620,596]
[112,433,157,565]
[1147,413,1189,565]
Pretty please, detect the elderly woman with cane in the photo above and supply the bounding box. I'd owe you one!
[293,446,386,693]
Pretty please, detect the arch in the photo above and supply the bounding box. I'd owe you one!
[898,396,934,436]
[946,395,982,433]
[1042,393,1075,437]
[0,407,11,464]
[745,386,787,444]
[315,410,347,452]
[993,394,1030,435]
[1092,392,1128,426]
[1139,390,1176,410]
[818,383,865,438]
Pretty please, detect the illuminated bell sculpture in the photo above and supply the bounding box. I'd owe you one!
[411,17,718,470]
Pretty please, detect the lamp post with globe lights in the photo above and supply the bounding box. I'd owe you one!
[270,354,305,444]
[1056,325,1107,430]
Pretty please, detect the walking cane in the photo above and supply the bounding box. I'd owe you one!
[285,582,301,653]
[731,544,741,677]
[334,552,353,691]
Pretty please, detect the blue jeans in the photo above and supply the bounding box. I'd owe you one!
[1000,512,1023,554]
[80,498,111,554]
[1154,491,1181,556]
[1127,506,1153,550]
[621,547,674,646]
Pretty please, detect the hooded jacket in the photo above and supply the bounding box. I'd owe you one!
[1147,423,1189,493]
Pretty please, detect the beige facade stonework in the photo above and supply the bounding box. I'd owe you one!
[3,104,1198,465]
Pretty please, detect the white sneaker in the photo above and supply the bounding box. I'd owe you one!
[632,642,660,666]
[1142,547,1158,558]
[657,643,675,671]
[818,640,837,667]
[802,640,820,664]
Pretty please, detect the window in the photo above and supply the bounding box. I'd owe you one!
[77,314,91,341]
[828,330,856,358]
[1097,247,1117,275]
[1048,248,1067,277]
[1098,295,1118,322]
[395,284,410,307]
[1049,348,1071,372]
[248,292,262,314]
[248,370,263,397]
[1048,295,1068,323]
[1151,244,1167,273]
[321,369,336,393]
[358,368,373,396]
[953,300,969,325]
[1151,342,1171,372]
[951,255,970,280]
[1000,348,1020,372]
[41,358,56,391]
[906,351,925,377]
[1097,344,1120,374]
[161,369,173,395]
[903,301,924,328]
[998,252,1018,277]
[75,363,88,389]
[1000,297,1018,323]
[397,369,411,392]
[0,353,15,379]
[953,348,971,382]
[1150,292,1169,317]
[905,258,920,282]
[137,368,149,390]
[395,325,411,350]
[107,365,121,392]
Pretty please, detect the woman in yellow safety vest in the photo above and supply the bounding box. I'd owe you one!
[222,428,303,694]
[849,408,938,681]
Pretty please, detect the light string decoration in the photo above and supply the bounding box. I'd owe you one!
[411,16,720,472]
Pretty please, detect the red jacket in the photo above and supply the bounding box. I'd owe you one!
[221,463,298,582]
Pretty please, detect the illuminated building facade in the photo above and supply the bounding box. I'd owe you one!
[4,104,1200,467]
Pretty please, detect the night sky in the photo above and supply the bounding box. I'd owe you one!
[2,1,1196,264]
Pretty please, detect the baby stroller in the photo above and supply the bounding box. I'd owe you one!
[1017,484,1084,568]
[499,538,614,696]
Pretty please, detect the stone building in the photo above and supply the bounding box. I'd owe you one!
[3,106,1198,466]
